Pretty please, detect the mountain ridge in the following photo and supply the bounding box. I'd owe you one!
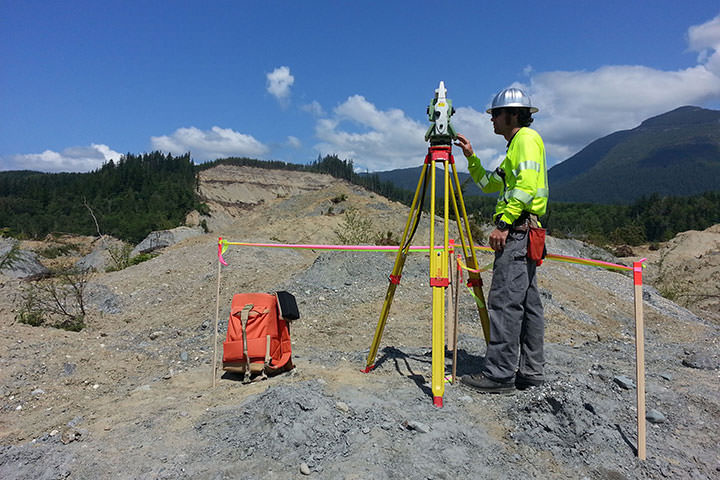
[548,105,720,203]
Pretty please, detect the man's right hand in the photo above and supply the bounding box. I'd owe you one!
[454,133,474,158]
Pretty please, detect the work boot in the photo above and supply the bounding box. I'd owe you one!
[461,373,515,394]
[515,374,545,390]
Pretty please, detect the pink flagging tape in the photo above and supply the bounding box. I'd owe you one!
[216,238,638,272]
[217,237,228,266]
[224,240,431,252]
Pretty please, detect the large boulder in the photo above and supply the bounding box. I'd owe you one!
[0,238,50,280]
[131,226,204,256]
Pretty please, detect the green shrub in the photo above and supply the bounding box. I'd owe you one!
[375,231,400,246]
[16,267,91,331]
[196,203,211,216]
[106,243,133,272]
[129,253,155,266]
[57,315,85,332]
[17,308,45,327]
[334,207,374,245]
[331,194,347,204]
[106,244,155,272]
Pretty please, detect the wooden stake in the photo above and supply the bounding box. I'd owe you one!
[633,260,646,460]
[212,259,221,388]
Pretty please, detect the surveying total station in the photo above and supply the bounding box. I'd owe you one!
[363,82,491,407]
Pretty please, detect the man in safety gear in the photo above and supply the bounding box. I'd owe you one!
[454,87,548,393]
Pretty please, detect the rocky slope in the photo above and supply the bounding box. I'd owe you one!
[1,165,718,479]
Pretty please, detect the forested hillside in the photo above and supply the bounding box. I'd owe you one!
[0,152,200,243]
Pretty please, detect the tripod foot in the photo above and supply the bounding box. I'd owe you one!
[433,396,444,408]
[361,365,376,373]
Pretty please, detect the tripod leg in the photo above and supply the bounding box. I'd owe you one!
[364,163,430,372]
[451,251,460,383]
[448,163,491,344]
[446,243,456,352]
[430,161,450,406]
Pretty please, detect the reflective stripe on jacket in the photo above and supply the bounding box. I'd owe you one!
[467,127,548,224]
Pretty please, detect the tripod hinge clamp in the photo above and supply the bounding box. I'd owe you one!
[424,146,454,164]
[430,277,449,287]
[389,275,402,285]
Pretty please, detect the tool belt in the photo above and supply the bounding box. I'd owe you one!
[508,212,546,265]
[509,212,538,232]
[515,212,546,265]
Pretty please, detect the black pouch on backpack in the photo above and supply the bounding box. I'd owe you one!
[276,291,300,321]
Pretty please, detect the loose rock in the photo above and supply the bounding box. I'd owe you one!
[682,353,717,370]
[613,375,635,389]
[403,420,430,433]
[646,409,666,424]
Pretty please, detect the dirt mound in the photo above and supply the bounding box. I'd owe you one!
[1,165,718,479]
[631,224,720,324]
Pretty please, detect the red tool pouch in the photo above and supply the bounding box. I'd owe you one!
[528,226,547,266]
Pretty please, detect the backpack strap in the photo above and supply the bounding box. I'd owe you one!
[260,335,271,381]
[239,304,253,383]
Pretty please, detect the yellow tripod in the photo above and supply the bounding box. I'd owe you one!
[363,145,491,407]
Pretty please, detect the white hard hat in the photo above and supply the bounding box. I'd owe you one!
[486,88,538,114]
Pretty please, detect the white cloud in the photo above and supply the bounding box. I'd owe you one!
[6,143,121,172]
[453,106,508,171]
[302,100,325,116]
[313,95,428,171]
[151,126,268,161]
[689,14,720,84]
[287,136,302,148]
[688,14,720,73]
[266,66,294,103]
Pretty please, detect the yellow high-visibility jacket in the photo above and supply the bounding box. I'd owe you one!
[467,127,548,225]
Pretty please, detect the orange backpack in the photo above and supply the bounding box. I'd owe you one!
[222,292,294,381]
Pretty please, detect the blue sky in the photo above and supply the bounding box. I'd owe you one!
[2,1,720,173]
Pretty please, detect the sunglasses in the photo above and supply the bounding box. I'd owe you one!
[491,109,505,119]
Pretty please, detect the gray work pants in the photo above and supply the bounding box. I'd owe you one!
[481,228,545,381]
